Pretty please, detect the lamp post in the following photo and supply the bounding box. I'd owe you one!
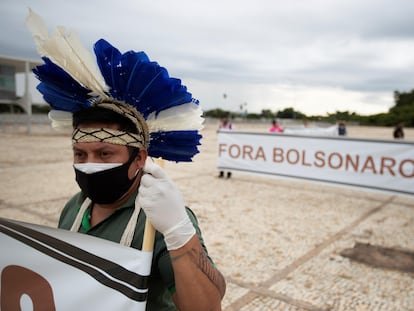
[240,102,247,118]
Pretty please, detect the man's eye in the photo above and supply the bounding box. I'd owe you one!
[100,151,112,158]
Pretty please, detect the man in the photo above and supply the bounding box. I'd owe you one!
[218,116,233,178]
[337,121,347,136]
[26,11,225,311]
[26,10,225,309]
[59,101,226,310]
[393,123,404,139]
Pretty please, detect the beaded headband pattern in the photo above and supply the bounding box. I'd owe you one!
[26,9,203,162]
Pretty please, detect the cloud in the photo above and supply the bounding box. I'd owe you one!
[2,0,414,115]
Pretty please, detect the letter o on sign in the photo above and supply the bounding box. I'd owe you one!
[1,265,56,310]
[229,144,241,158]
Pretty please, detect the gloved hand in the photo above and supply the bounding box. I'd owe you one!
[138,160,196,250]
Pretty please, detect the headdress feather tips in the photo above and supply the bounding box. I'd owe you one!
[26,9,109,98]
[26,9,204,162]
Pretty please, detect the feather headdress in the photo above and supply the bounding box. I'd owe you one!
[26,9,203,162]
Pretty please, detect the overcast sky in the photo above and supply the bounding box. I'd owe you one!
[1,0,414,116]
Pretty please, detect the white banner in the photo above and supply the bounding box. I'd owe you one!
[0,218,152,311]
[284,125,339,136]
[218,131,414,197]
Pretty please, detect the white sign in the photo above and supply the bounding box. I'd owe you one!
[218,131,414,197]
[0,218,152,311]
[284,125,338,136]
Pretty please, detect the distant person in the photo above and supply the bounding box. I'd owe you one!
[218,117,233,179]
[393,123,404,139]
[219,116,232,130]
[338,121,347,136]
[269,119,284,133]
[303,119,310,127]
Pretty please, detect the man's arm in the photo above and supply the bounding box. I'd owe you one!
[138,161,226,309]
[170,235,226,310]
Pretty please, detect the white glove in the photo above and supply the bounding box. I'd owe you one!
[138,160,196,250]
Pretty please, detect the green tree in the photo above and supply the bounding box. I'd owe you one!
[276,107,305,119]
[204,108,232,119]
[261,109,275,119]
[391,90,414,126]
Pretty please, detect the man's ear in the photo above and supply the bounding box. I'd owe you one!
[135,149,148,169]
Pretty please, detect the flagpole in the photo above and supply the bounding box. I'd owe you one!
[141,158,165,252]
[142,220,155,251]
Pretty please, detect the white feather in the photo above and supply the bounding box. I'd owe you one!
[26,9,109,98]
[146,102,204,132]
[48,110,73,130]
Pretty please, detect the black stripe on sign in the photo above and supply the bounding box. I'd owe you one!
[0,218,148,289]
[0,219,148,302]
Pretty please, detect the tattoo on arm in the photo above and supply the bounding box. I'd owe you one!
[171,248,226,298]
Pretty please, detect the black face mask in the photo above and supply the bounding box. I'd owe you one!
[74,150,138,204]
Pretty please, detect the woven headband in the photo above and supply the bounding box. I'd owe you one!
[72,128,145,148]
[70,99,150,148]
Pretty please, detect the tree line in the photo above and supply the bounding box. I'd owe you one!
[205,89,414,127]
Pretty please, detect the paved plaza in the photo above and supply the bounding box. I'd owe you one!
[0,123,413,310]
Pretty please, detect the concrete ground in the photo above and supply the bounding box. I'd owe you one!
[0,122,413,310]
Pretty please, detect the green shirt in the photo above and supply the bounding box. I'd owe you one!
[58,189,211,311]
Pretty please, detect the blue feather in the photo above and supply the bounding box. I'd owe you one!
[148,131,202,162]
[33,57,92,112]
[94,39,149,105]
[94,39,193,118]
[94,39,203,161]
